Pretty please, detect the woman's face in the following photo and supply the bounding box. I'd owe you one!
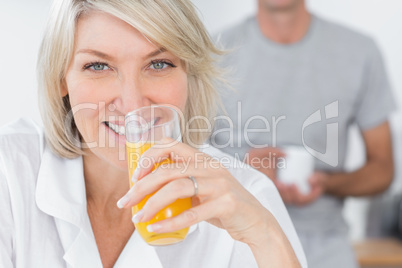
[64,11,188,170]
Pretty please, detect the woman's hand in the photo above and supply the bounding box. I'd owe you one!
[118,138,301,267]
[118,138,270,244]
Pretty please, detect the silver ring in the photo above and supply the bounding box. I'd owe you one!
[188,176,198,197]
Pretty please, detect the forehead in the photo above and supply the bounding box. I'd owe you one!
[74,11,160,55]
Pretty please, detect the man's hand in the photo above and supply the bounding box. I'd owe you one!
[274,172,328,206]
[245,148,328,206]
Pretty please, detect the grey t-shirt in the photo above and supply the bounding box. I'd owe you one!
[212,15,395,234]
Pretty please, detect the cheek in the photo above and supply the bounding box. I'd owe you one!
[66,76,103,106]
[65,75,105,139]
[65,72,111,118]
[70,102,101,142]
[159,72,188,111]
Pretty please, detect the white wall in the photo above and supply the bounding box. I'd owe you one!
[1,0,401,240]
[0,0,51,127]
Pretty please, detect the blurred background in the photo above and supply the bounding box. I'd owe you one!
[189,0,402,241]
[1,0,401,265]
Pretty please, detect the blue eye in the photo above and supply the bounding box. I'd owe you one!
[149,60,176,71]
[91,63,110,71]
[84,62,111,71]
[150,61,168,70]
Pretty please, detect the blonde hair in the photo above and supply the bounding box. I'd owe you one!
[38,0,224,158]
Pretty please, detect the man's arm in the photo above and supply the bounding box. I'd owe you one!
[324,121,394,197]
[245,121,394,205]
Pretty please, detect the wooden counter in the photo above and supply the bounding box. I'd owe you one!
[354,238,402,267]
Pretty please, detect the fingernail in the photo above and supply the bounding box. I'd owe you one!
[132,210,144,224]
[117,195,129,209]
[147,223,162,233]
[132,167,140,183]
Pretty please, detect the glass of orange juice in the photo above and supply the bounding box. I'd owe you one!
[125,105,191,246]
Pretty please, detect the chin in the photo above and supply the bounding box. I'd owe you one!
[262,0,300,10]
[86,144,129,172]
[107,147,130,171]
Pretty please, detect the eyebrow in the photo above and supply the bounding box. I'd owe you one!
[75,47,167,60]
[76,49,114,60]
[145,47,167,58]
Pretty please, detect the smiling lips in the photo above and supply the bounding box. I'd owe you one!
[105,121,125,135]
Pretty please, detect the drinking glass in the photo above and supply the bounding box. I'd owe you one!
[125,105,191,246]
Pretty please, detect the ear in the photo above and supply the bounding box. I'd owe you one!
[61,80,68,97]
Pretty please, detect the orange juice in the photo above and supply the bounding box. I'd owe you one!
[126,142,191,245]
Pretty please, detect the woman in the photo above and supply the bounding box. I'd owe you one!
[0,0,306,267]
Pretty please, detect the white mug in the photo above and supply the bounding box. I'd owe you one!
[277,146,315,194]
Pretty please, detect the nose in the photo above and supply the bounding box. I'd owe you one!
[112,76,152,115]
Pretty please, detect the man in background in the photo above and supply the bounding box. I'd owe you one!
[212,0,395,267]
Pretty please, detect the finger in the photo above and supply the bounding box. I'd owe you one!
[294,192,311,205]
[145,201,222,234]
[300,191,320,205]
[122,161,219,209]
[139,177,196,222]
[292,184,320,205]
[132,139,199,182]
[309,171,328,186]
[311,183,324,197]
[295,185,322,206]
[122,163,193,208]
[308,173,320,186]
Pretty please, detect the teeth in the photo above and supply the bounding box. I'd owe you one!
[108,122,125,135]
